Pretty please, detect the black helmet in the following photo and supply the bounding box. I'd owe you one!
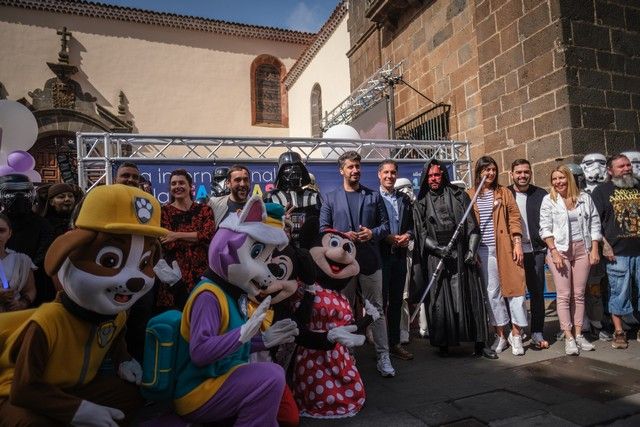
[0,173,35,215]
[275,151,311,191]
[566,163,586,190]
[211,166,230,197]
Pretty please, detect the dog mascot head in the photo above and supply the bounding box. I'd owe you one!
[208,195,289,298]
[44,184,166,315]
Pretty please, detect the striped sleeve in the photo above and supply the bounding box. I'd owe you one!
[476,191,495,246]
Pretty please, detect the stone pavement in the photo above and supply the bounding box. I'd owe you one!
[301,315,640,426]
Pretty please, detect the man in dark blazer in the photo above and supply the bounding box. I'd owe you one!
[378,160,415,361]
[319,151,395,377]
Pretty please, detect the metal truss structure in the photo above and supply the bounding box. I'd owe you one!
[320,61,403,131]
[76,133,471,191]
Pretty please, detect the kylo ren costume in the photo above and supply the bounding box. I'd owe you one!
[411,160,492,357]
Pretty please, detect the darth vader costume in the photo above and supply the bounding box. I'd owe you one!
[411,160,491,355]
[265,152,320,249]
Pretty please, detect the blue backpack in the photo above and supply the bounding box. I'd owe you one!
[141,310,187,401]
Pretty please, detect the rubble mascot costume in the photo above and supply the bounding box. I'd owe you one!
[0,184,167,426]
[170,195,298,426]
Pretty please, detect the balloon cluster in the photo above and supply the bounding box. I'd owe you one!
[0,100,41,182]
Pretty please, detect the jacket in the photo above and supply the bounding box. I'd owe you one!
[468,185,526,297]
[539,191,602,252]
[507,184,548,252]
[319,185,390,273]
[379,188,414,257]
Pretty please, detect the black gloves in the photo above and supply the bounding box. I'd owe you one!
[464,233,481,265]
[425,237,450,259]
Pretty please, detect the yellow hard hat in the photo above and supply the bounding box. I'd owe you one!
[75,184,167,237]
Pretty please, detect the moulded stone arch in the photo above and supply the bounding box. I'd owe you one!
[250,54,288,127]
[28,109,118,183]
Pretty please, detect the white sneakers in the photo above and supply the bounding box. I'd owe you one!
[565,337,580,355]
[491,335,508,353]
[377,352,396,377]
[575,335,595,351]
[508,333,525,356]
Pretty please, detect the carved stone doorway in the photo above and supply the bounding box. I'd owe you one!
[28,133,76,184]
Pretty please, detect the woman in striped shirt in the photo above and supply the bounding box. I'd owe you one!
[469,156,528,356]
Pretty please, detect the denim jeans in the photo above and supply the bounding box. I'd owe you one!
[606,254,640,316]
[479,245,528,327]
[343,269,390,355]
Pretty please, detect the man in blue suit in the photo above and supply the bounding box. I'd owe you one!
[319,151,395,377]
[378,160,415,361]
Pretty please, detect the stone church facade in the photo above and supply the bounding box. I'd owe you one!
[0,0,319,182]
[348,0,640,181]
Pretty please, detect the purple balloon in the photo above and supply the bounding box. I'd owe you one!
[0,165,15,176]
[6,150,35,172]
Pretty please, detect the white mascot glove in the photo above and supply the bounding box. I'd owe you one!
[118,359,143,385]
[239,296,271,343]
[71,400,124,427]
[327,325,366,347]
[364,299,381,321]
[153,259,182,286]
[262,318,299,348]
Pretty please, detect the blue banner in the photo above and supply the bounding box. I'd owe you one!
[118,161,441,204]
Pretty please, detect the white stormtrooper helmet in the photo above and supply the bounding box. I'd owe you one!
[621,151,640,178]
[394,177,416,203]
[580,153,607,190]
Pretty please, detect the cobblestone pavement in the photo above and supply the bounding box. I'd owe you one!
[301,314,640,427]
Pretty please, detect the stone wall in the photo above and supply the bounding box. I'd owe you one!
[561,0,640,160]
[346,1,382,91]
[347,0,640,185]
[476,0,572,181]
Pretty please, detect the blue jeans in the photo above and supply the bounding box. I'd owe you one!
[606,255,640,316]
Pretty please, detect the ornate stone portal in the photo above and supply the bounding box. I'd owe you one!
[22,27,133,183]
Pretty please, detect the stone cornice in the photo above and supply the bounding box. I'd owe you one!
[284,1,348,89]
[0,0,316,45]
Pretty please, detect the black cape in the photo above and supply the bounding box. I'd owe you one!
[410,160,489,346]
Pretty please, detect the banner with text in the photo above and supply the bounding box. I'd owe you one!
[116,161,451,204]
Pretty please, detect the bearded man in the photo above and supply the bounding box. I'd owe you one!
[592,154,640,349]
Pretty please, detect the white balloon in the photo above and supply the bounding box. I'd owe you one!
[321,124,360,159]
[323,124,361,140]
[23,169,42,183]
[0,100,38,155]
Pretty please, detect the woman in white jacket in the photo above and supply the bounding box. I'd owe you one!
[539,165,602,355]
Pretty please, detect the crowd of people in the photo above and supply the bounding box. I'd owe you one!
[0,148,639,424]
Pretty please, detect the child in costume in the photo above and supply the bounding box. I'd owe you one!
[171,196,299,426]
[0,184,167,426]
[292,229,378,418]
[0,213,36,313]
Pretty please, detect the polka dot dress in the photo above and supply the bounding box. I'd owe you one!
[293,287,366,418]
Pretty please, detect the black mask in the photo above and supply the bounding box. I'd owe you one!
[1,190,34,215]
[279,165,304,191]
